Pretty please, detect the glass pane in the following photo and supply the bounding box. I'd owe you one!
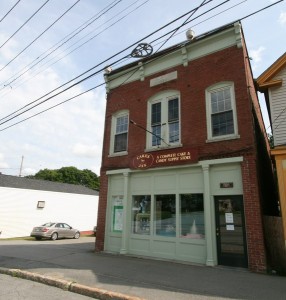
[116,115,128,134]
[114,132,127,152]
[180,194,204,239]
[151,102,161,125]
[169,122,179,143]
[218,198,244,255]
[152,125,161,146]
[211,111,234,137]
[131,196,151,235]
[168,98,178,122]
[155,195,176,237]
[210,87,232,114]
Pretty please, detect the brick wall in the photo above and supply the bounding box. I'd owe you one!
[96,43,268,271]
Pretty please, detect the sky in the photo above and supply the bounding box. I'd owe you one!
[0,0,285,177]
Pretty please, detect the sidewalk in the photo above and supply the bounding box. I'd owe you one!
[0,238,285,299]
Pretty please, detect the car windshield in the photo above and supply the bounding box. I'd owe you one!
[41,222,55,227]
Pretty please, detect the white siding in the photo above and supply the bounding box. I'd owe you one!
[0,187,98,239]
[270,67,286,146]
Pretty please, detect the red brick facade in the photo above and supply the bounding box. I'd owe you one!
[96,26,272,272]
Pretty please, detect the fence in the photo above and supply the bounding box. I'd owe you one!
[263,216,286,275]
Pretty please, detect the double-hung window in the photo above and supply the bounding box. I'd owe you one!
[148,91,180,148]
[110,110,129,155]
[206,82,239,141]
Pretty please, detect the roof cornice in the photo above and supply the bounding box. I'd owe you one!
[257,52,286,90]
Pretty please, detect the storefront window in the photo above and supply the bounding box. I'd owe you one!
[131,196,151,235]
[155,194,176,237]
[180,194,204,239]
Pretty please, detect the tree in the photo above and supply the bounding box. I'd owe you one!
[26,167,99,190]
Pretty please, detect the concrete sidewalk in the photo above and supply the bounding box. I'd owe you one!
[0,238,285,299]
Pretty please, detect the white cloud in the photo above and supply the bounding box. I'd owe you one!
[72,143,101,158]
[249,46,265,63]
[279,11,286,26]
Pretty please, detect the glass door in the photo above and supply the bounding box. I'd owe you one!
[214,195,248,268]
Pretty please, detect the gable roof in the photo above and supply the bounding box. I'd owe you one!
[256,52,286,91]
[0,174,99,196]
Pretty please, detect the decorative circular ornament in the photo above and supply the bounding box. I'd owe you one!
[131,43,153,58]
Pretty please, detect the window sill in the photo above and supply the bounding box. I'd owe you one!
[108,151,128,157]
[145,144,183,152]
[206,134,240,143]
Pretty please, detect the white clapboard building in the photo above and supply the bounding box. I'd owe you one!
[0,174,98,239]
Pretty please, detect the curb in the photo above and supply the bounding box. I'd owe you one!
[0,268,144,300]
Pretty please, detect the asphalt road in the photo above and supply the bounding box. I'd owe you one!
[1,237,286,300]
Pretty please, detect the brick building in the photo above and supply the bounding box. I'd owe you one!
[96,22,276,272]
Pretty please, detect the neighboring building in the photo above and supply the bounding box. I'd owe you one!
[0,174,99,239]
[257,52,286,249]
[96,22,276,273]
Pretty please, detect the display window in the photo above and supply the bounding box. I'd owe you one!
[131,193,204,239]
[180,194,204,239]
[131,195,151,235]
[155,194,176,237]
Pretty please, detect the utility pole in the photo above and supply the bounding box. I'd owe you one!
[19,155,24,177]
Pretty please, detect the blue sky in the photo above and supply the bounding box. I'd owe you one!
[0,0,285,176]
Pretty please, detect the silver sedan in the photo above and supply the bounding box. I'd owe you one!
[30,222,80,240]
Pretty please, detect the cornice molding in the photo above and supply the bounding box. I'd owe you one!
[257,52,286,89]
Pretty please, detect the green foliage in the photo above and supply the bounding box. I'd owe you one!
[27,167,99,190]
[267,133,274,149]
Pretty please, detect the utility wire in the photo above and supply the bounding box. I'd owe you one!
[0,1,238,131]
[0,0,50,49]
[0,0,216,124]
[0,0,22,23]
[1,0,283,131]
[0,0,123,91]
[0,0,81,72]
[155,0,208,54]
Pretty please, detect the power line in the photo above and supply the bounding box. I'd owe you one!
[0,0,123,92]
[0,0,216,125]
[0,0,21,23]
[0,0,283,132]
[0,0,50,49]
[0,0,81,72]
[0,1,238,132]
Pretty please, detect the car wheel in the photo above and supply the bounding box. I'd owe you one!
[35,237,42,240]
[51,232,58,241]
[74,232,80,239]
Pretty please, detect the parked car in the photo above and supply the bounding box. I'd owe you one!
[30,222,80,241]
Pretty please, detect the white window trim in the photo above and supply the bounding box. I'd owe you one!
[146,90,181,150]
[109,110,129,157]
[205,82,240,142]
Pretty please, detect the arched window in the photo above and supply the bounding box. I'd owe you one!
[110,110,129,155]
[205,82,239,141]
[147,90,181,149]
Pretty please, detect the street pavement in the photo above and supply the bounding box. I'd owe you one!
[0,237,285,300]
[0,273,93,300]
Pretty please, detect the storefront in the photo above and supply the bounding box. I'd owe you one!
[103,156,248,268]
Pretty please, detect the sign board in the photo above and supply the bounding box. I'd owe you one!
[133,148,198,169]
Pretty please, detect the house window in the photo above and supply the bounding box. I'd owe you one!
[148,91,180,148]
[110,111,129,155]
[206,82,239,141]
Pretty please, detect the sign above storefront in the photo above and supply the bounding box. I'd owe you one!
[133,148,198,170]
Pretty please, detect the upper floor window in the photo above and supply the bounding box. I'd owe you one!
[148,91,180,149]
[110,110,129,155]
[205,82,239,141]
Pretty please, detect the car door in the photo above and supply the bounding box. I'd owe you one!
[62,223,73,238]
[55,223,64,238]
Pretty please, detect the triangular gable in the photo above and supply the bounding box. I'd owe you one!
[257,52,286,91]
